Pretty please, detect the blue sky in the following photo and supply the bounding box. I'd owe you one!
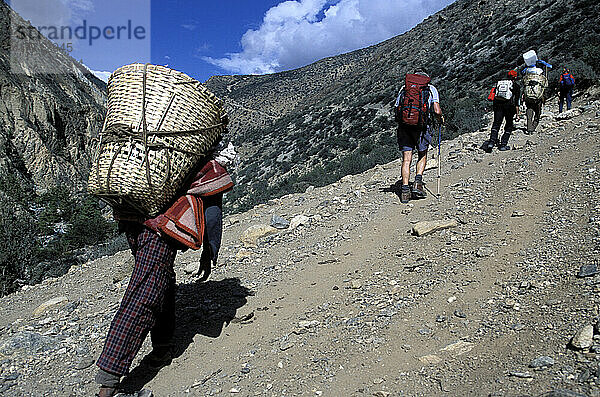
[7,0,455,82]
[151,0,285,82]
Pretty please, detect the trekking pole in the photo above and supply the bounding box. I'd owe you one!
[543,65,548,115]
[437,124,442,198]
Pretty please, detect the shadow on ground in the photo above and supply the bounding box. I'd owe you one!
[120,277,253,392]
[380,180,403,201]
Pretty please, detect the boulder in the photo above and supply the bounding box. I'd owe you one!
[33,296,68,316]
[290,215,310,230]
[570,324,594,349]
[240,225,278,248]
[412,219,458,237]
[555,108,582,120]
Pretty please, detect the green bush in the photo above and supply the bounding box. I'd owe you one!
[0,178,117,296]
[0,195,40,296]
[63,196,114,249]
[36,186,75,235]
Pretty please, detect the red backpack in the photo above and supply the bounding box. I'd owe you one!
[397,73,431,128]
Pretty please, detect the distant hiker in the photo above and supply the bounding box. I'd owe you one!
[394,71,444,203]
[483,70,521,152]
[522,64,548,134]
[558,68,575,113]
[95,143,237,397]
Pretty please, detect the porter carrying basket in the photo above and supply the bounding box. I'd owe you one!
[88,63,228,216]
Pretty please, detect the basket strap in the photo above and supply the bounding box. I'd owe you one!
[106,142,124,192]
[156,92,177,132]
[142,63,149,150]
[141,63,155,191]
[140,63,172,192]
[95,134,103,190]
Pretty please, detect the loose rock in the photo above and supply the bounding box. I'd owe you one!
[0,332,59,356]
[529,356,555,368]
[570,325,594,349]
[270,215,290,229]
[412,219,458,237]
[509,371,533,378]
[419,354,442,365]
[555,108,583,120]
[577,263,598,278]
[183,263,197,275]
[240,225,278,248]
[32,296,68,316]
[440,341,474,356]
[290,215,310,229]
[74,357,95,370]
[476,246,493,258]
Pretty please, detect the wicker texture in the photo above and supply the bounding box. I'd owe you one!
[88,63,227,216]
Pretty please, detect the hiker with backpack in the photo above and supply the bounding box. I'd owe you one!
[521,63,547,134]
[393,70,444,203]
[558,68,575,113]
[483,70,521,152]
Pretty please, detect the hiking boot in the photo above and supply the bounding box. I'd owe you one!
[115,390,153,397]
[400,186,411,204]
[498,144,510,151]
[412,180,427,199]
[98,387,118,397]
[483,140,495,153]
[145,347,173,370]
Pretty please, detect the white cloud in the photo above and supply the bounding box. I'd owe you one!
[204,0,454,75]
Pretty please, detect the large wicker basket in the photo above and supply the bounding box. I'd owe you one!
[88,63,228,216]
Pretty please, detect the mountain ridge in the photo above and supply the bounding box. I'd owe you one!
[206,0,599,212]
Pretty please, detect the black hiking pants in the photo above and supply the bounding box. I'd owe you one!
[489,101,516,145]
[525,100,542,133]
[559,87,573,113]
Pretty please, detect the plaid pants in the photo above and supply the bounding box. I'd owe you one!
[96,225,177,376]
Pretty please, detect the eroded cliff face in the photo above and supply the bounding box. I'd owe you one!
[0,1,106,194]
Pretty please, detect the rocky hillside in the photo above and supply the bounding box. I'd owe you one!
[205,0,600,212]
[0,95,599,396]
[0,2,105,192]
[0,2,110,295]
[0,1,106,193]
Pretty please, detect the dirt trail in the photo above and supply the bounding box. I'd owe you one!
[0,98,599,397]
[151,100,600,396]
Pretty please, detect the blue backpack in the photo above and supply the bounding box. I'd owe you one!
[561,73,575,87]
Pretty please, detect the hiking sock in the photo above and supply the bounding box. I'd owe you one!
[95,368,120,388]
[400,184,411,203]
[414,175,423,183]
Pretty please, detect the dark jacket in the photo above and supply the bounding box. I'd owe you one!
[493,80,520,108]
